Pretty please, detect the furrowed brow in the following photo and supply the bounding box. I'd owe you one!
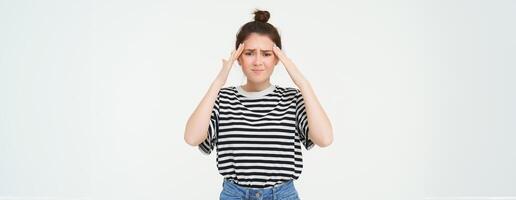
[245,49,273,52]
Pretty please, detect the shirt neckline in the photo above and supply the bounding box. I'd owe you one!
[236,84,277,98]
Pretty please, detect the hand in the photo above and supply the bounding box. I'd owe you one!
[214,43,245,85]
[272,44,290,64]
[272,44,308,87]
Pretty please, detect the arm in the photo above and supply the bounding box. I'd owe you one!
[183,80,224,146]
[296,81,334,147]
[273,45,334,147]
[184,43,245,146]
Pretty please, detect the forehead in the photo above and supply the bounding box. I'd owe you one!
[243,33,274,50]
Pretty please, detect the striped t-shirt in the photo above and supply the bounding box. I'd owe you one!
[199,84,314,188]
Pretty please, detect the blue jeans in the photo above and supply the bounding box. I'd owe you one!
[220,178,300,200]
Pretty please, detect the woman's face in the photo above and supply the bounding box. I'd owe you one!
[238,33,279,84]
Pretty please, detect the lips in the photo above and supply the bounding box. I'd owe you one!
[251,69,264,74]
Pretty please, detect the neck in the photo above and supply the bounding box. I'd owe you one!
[242,81,272,92]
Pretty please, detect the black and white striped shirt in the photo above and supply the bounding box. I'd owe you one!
[199,84,314,188]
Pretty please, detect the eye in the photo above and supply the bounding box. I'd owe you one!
[245,52,253,56]
[264,53,272,57]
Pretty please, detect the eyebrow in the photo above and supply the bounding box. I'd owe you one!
[244,49,273,52]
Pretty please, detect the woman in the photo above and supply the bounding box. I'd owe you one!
[184,9,333,200]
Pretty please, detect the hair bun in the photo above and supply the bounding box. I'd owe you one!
[253,9,270,23]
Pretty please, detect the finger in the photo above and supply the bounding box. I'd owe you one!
[229,50,236,59]
[232,43,245,60]
[272,45,280,52]
[237,43,245,54]
[273,45,281,52]
[272,46,283,58]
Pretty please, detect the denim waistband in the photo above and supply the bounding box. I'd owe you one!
[222,178,297,199]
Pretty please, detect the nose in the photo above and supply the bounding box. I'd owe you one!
[253,54,263,66]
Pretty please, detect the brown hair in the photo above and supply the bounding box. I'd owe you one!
[235,9,282,50]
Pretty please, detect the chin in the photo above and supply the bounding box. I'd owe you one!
[246,77,268,84]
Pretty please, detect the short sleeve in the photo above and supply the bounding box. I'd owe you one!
[295,89,314,150]
[198,94,220,155]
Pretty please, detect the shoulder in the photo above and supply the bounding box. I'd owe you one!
[216,86,238,100]
[274,85,298,92]
[274,85,301,99]
[220,86,236,93]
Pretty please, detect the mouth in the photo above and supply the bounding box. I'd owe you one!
[251,69,264,74]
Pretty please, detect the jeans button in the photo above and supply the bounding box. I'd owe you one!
[256,192,260,198]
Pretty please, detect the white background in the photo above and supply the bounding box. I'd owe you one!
[1,0,515,199]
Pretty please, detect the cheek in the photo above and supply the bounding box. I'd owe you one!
[264,57,277,66]
[240,56,251,65]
